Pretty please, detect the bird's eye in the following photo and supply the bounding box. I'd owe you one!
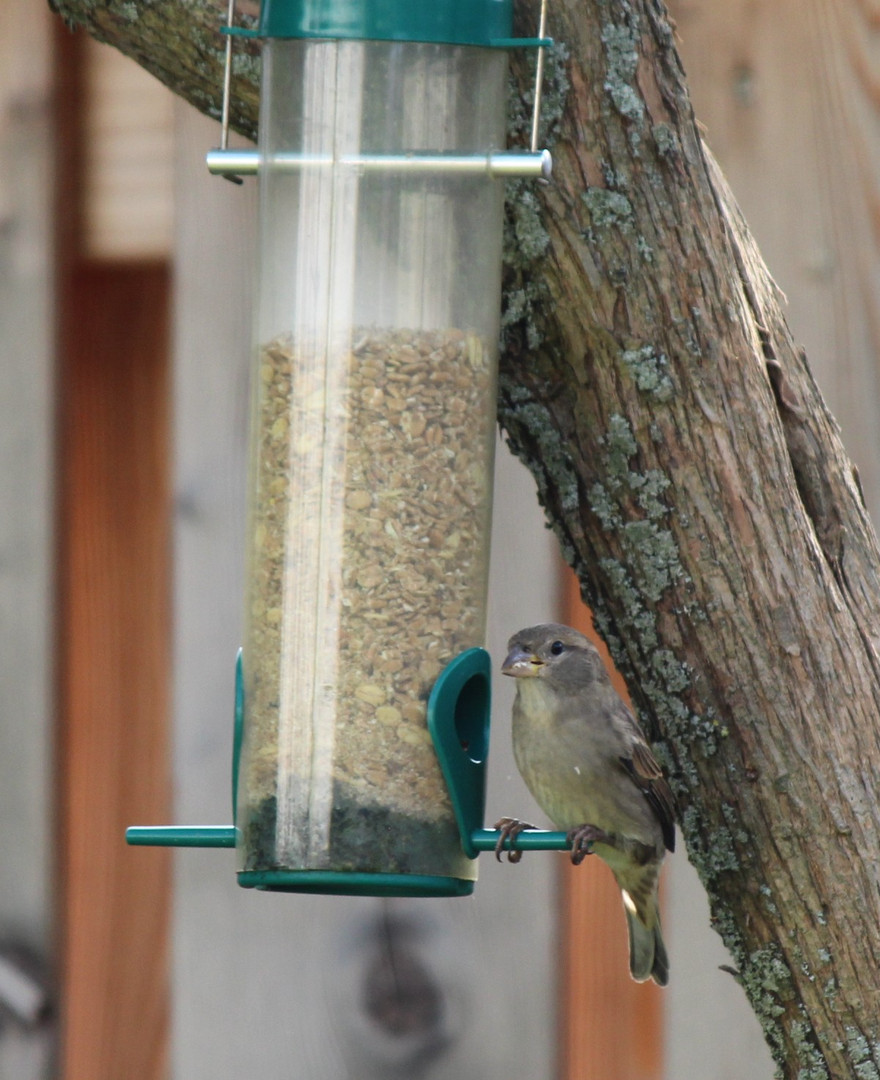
[550,640,565,656]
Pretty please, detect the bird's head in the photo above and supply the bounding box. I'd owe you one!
[501,623,607,694]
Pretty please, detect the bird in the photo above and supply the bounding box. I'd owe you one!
[496,622,676,986]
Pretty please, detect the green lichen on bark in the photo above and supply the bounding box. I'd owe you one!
[587,416,704,737]
[789,1018,830,1080]
[599,10,644,135]
[620,345,675,401]
[582,188,635,235]
[843,1028,880,1080]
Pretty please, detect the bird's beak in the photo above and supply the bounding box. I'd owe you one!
[501,647,545,678]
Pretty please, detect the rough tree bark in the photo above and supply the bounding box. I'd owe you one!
[51,0,880,1075]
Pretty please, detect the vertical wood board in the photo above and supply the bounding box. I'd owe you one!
[56,260,172,1079]
[0,0,56,1073]
[674,0,880,520]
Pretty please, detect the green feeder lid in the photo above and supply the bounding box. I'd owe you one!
[259,0,513,45]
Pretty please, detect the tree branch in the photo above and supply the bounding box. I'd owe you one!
[51,0,880,1074]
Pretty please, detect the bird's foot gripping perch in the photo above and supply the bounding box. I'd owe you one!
[492,817,538,863]
[566,823,611,865]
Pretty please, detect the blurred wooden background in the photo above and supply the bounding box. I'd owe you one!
[4,0,880,1075]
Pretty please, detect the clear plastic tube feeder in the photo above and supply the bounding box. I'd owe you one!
[128,0,553,896]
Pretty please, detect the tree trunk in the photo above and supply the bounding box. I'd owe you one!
[51,0,880,1074]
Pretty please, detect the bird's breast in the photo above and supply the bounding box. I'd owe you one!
[511,683,604,824]
[510,682,659,847]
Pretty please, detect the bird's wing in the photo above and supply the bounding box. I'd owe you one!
[617,713,677,853]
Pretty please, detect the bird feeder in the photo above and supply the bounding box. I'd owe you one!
[128,0,558,895]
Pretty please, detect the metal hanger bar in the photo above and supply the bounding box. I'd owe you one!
[206,148,552,179]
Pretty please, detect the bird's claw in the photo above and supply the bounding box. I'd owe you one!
[566,824,610,865]
[492,817,537,863]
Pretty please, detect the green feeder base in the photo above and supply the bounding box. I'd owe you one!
[237,870,474,896]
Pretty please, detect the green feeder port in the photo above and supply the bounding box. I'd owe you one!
[127,0,561,896]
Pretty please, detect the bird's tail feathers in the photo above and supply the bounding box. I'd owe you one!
[616,864,668,986]
[624,905,668,986]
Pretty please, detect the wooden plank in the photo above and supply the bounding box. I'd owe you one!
[82,37,174,260]
[55,26,172,1078]
[672,0,880,519]
[0,1,56,1074]
[0,0,54,928]
[561,862,663,1079]
[560,566,663,1080]
[56,261,172,1080]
